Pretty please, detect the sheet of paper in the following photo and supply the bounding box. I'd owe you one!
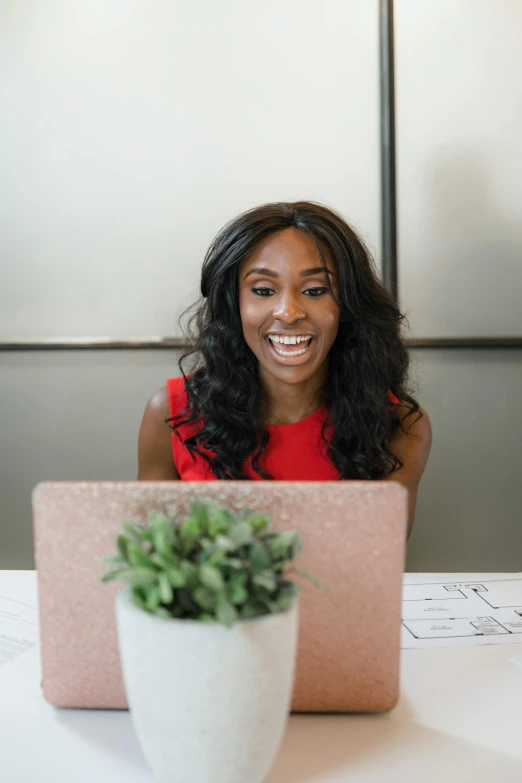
[0,596,39,666]
[401,574,522,648]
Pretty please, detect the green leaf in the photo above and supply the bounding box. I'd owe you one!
[150,530,174,562]
[193,587,217,611]
[290,531,304,560]
[104,567,158,587]
[101,568,127,583]
[102,554,126,565]
[144,585,161,611]
[216,597,238,628]
[228,584,248,605]
[166,566,186,588]
[189,499,211,534]
[150,512,176,554]
[214,535,235,551]
[150,551,180,570]
[253,571,277,593]
[228,522,252,548]
[122,520,142,543]
[249,541,269,572]
[127,545,158,570]
[179,518,200,554]
[267,533,292,561]
[116,534,129,560]
[227,571,247,589]
[208,509,233,538]
[276,581,298,610]
[208,548,227,567]
[158,572,174,603]
[200,564,225,593]
[225,557,243,569]
[198,613,216,623]
[246,512,272,534]
[261,598,281,613]
[148,510,173,533]
[277,591,297,611]
[239,601,266,620]
[130,588,146,610]
[138,527,153,542]
[180,560,199,587]
[295,569,324,590]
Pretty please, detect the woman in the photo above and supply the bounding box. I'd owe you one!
[138,201,432,538]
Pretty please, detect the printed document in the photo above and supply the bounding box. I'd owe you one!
[402,574,522,648]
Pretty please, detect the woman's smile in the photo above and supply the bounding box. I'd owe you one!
[265,333,315,363]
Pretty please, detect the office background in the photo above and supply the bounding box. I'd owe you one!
[1,0,521,570]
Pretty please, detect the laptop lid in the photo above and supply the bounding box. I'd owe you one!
[33,480,407,713]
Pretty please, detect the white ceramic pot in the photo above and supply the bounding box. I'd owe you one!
[116,589,299,783]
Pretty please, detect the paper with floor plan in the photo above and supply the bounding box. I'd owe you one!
[401,575,522,648]
[0,596,39,666]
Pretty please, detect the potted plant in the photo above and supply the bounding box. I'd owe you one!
[101,497,320,783]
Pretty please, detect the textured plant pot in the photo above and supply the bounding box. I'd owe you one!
[116,589,299,783]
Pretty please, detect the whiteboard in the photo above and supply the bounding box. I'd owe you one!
[396,0,522,338]
[0,0,380,340]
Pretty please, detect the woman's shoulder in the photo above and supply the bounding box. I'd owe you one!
[137,384,179,479]
[139,377,187,429]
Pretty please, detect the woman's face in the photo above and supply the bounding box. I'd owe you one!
[238,227,341,387]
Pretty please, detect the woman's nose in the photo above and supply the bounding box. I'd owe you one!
[272,292,306,323]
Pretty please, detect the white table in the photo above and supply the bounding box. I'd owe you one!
[1,571,522,782]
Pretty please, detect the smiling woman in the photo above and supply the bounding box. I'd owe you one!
[137,201,431,537]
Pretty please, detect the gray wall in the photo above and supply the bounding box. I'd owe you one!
[396,0,522,338]
[1,348,521,571]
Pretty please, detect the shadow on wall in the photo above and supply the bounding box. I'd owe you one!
[417,149,522,336]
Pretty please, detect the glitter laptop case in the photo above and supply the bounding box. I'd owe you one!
[33,481,407,713]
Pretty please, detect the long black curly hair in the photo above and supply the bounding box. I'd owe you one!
[168,201,422,480]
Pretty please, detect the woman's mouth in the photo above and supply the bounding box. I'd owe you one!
[265,334,314,361]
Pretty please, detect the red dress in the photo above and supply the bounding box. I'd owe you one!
[167,376,400,481]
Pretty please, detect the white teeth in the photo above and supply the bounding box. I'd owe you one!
[273,345,308,356]
[268,335,311,345]
[267,335,313,357]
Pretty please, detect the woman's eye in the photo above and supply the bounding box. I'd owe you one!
[251,287,274,297]
[251,287,328,298]
[304,287,328,297]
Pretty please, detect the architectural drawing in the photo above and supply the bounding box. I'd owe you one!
[401,578,522,644]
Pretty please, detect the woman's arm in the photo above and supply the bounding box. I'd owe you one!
[137,385,180,480]
[383,404,432,539]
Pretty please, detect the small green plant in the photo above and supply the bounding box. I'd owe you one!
[101,498,321,628]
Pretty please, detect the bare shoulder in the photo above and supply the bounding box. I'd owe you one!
[137,385,180,480]
[145,385,171,418]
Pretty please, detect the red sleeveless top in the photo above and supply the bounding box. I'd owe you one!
[167,376,400,481]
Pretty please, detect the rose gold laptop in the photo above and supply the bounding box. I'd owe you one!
[33,481,407,713]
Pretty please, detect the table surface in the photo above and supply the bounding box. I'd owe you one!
[1,570,522,783]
